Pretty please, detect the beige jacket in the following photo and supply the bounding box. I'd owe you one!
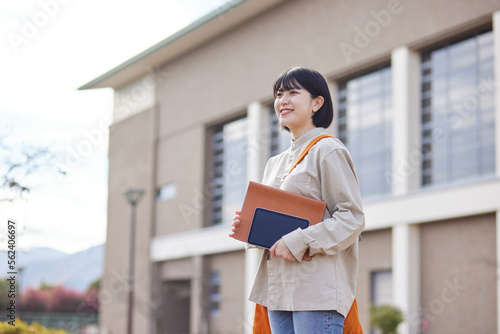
[248,127,365,317]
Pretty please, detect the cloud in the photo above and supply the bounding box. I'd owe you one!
[0,0,219,253]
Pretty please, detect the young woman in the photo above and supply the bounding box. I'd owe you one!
[230,67,365,334]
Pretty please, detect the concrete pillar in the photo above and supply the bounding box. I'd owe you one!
[101,73,157,334]
[327,80,339,137]
[247,101,271,183]
[191,255,204,334]
[496,210,500,334]
[391,46,422,334]
[391,46,421,195]
[493,11,500,179]
[392,224,420,334]
[244,101,271,333]
[493,11,500,334]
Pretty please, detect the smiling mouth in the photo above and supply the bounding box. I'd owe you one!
[280,109,293,116]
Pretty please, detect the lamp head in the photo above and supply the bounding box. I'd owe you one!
[122,188,145,206]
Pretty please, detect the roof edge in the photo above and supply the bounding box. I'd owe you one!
[78,0,247,90]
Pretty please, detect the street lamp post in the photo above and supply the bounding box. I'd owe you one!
[18,267,23,319]
[122,188,145,334]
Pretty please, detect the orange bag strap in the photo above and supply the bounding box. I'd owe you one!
[288,134,334,174]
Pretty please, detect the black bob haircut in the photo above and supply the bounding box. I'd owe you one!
[273,67,334,129]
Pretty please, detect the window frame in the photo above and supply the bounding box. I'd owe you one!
[420,29,495,187]
[206,114,249,226]
[337,65,393,199]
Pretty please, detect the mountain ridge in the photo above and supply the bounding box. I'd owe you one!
[0,244,104,292]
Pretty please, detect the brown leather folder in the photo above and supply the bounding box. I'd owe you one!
[234,181,327,243]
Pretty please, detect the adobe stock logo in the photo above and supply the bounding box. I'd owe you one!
[339,0,403,63]
[6,0,72,54]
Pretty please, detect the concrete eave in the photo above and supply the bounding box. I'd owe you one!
[79,0,288,90]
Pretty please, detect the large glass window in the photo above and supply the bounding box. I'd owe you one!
[209,271,221,316]
[371,269,393,306]
[211,117,248,225]
[338,67,393,197]
[421,31,495,186]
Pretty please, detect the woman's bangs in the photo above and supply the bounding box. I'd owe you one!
[273,72,301,97]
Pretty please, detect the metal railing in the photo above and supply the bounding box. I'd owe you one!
[20,312,98,333]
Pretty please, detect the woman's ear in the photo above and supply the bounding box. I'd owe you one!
[312,96,324,113]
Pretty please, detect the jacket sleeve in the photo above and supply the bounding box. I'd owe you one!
[245,157,278,250]
[281,147,365,261]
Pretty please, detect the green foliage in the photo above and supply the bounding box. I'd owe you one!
[0,279,18,310]
[39,282,53,290]
[0,319,70,333]
[370,304,404,334]
[87,277,101,293]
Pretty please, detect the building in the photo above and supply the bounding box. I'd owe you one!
[81,0,500,333]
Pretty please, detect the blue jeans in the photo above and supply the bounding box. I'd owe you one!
[268,310,345,334]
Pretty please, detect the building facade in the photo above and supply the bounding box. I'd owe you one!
[82,0,500,333]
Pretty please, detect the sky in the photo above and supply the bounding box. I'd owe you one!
[0,0,225,254]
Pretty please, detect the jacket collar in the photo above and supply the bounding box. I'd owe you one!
[291,127,326,150]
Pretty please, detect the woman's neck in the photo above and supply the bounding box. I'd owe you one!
[290,123,317,141]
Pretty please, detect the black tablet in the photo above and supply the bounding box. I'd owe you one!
[247,207,310,249]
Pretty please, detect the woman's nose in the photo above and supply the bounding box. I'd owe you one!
[280,93,290,105]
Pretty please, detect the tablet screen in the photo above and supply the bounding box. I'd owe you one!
[247,207,310,249]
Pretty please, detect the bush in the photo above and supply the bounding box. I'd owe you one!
[49,286,83,313]
[370,304,404,334]
[21,285,99,313]
[81,287,99,313]
[21,287,51,312]
[0,319,70,333]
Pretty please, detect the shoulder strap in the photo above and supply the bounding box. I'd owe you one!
[288,134,334,173]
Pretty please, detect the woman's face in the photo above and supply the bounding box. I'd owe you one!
[274,84,323,139]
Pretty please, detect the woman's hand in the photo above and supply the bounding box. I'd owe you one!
[228,210,241,238]
[270,239,295,261]
[270,239,312,262]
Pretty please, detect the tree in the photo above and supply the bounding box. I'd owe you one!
[0,137,64,201]
[0,279,18,310]
[40,281,53,290]
[80,277,100,313]
[49,286,83,313]
[79,286,99,314]
[20,284,99,314]
[87,277,101,292]
[370,304,404,334]
[21,287,51,312]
